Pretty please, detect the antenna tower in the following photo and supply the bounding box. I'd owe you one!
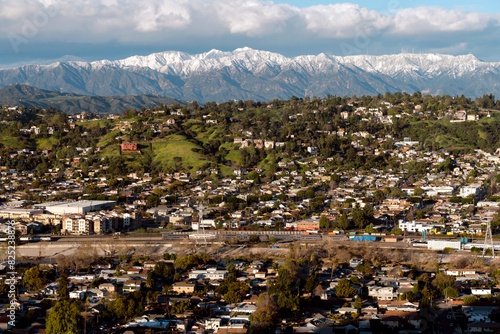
[483,221,495,258]
[198,202,208,246]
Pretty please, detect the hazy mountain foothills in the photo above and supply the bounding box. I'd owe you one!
[1,48,500,103]
[0,84,182,115]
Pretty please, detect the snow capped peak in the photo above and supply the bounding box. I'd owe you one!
[10,48,500,89]
[328,52,498,77]
[3,48,500,102]
[30,48,496,78]
[200,49,229,59]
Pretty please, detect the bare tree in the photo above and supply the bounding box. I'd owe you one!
[55,255,70,273]
[336,249,351,264]
[450,255,472,269]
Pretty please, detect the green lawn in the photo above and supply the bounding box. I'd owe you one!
[97,129,122,147]
[478,129,488,140]
[77,119,117,130]
[99,145,120,158]
[219,165,233,177]
[152,135,211,171]
[36,137,58,150]
[1,136,24,148]
[96,134,229,173]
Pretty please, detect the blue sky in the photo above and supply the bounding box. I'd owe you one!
[0,0,499,67]
[273,0,500,12]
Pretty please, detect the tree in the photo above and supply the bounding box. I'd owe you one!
[57,273,70,299]
[305,188,315,198]
[399,291,417,302]
[374,190,385,203]
[256,292,277,310]
[337,211,349,230]
[163,252,177,261]
[268,267,300,315]
[443,286,459,300]
[251,307,276,331]
[146,194,160,208]
[352,204,364,229]
[356,262,372,279]
[432,272,455,293]
[153,262,173,278]
[46,299,81,334]
[391,227,403,235]
[362,205,374,222]
[413,187,424,197]
[90,277,104,288]
[364,223,375,234]
[335,278,357,298]
[0,282,7,298]
[353,297,362,309]
[224,290,243,304]
[249,235,260,243]
[304,273,319,293]
[319,215,329,229]
[171,300,193,314]
[463,295,479,305]
[23,266,46,292]
[174,253,209,271]
[217,274,250,304]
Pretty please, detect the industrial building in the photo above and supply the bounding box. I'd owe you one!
[44,200,117,215]
[427,239,462,250]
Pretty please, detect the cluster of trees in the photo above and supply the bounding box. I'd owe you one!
[174,253,211,271]
[216,273,250,304]
[105,291,144,319]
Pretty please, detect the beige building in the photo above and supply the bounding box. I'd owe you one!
[368,286,396,301]
[172,282,196,294]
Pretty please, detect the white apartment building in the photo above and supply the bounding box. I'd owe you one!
[398,220,435,234]
[368,286,396,301]
[189,268,228,281]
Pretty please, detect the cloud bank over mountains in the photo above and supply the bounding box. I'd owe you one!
[1,0,500,65]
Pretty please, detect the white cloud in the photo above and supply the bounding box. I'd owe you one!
[2,0,499,36]
[391,7,500,35]
[426,42,469,54]
[133,0,193,32]
[303,4,391,38]
[1,0,500,56]
[213,0,297,36]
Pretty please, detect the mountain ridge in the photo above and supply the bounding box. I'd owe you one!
[1,48,500,102]
[0,84,183,114]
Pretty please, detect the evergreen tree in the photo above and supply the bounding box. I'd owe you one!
[46,300,81,334]
[337,211,349,230]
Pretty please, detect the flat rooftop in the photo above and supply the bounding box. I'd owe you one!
[45,200,117,208]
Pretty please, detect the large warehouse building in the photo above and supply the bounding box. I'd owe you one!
[427,240,462,251]
[43,200,117,215]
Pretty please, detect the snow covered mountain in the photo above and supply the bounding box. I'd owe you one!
[1,48,499,102]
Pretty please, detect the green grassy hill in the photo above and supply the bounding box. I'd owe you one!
[0,84,183,115]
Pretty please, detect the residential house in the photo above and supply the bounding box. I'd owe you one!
[172,282,197,294]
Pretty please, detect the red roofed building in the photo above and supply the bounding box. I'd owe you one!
[121,142,138,151]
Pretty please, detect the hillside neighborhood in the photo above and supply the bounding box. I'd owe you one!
[0,93,500,332]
